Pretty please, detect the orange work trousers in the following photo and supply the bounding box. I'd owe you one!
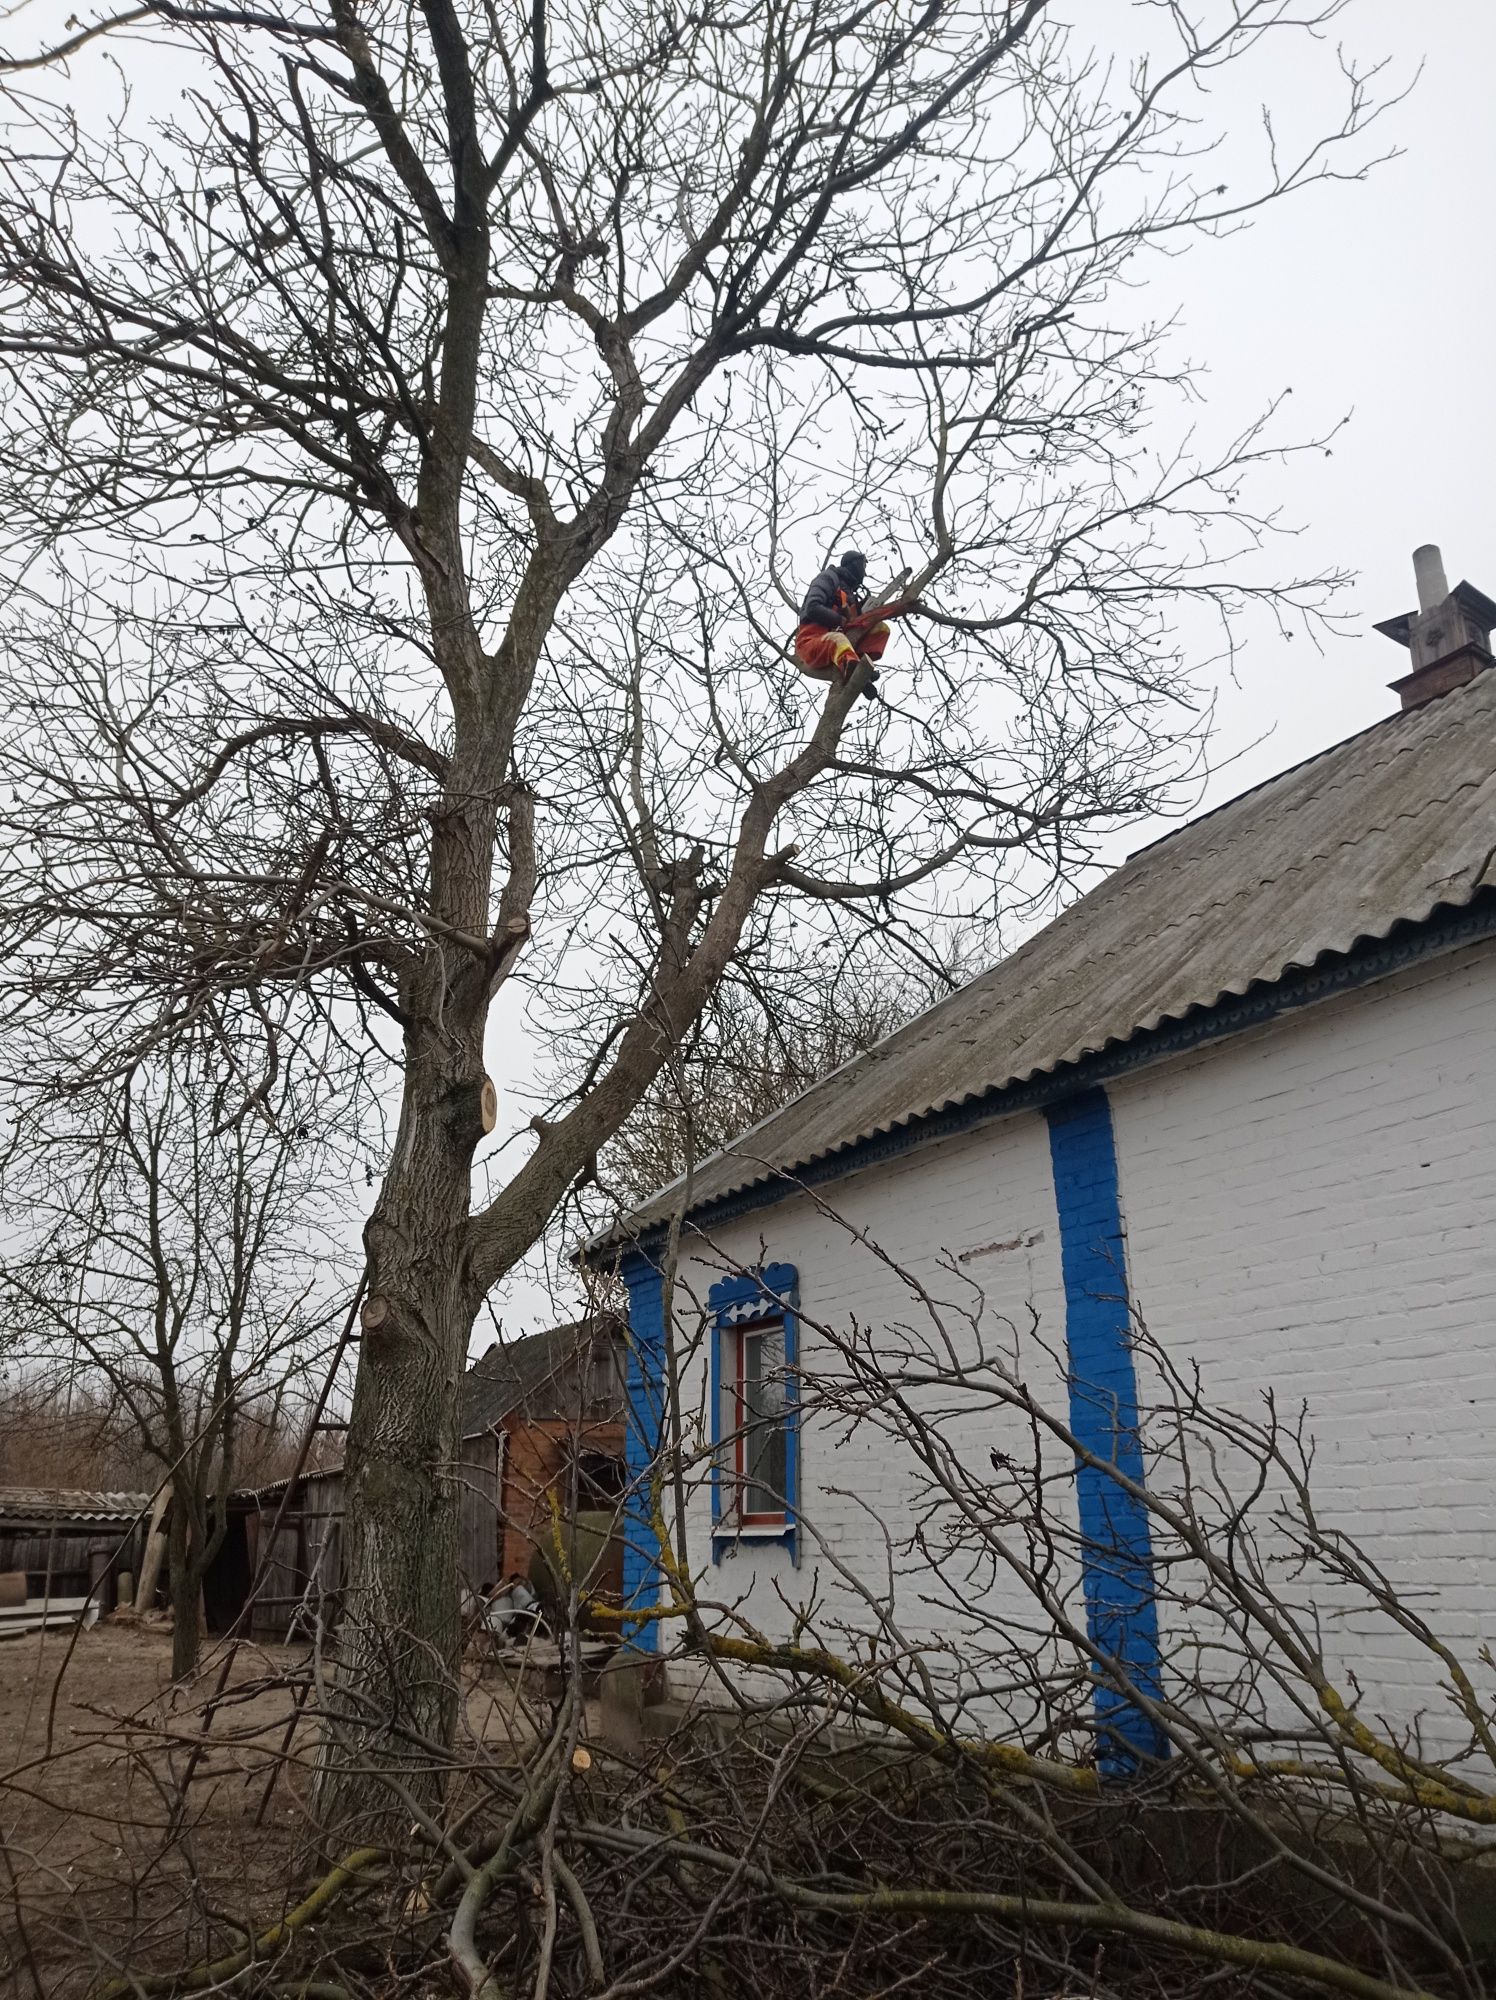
[793,618,891,680]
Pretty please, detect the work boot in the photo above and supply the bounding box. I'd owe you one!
[835,654,881,701]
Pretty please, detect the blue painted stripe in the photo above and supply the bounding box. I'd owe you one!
[1045,1089,1168,1772]
[709,1286,723,1536]
[619,1250,666,1652]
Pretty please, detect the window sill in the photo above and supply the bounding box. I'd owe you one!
[711,1520,798,1567]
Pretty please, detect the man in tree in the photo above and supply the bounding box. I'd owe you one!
[794,549,918,691]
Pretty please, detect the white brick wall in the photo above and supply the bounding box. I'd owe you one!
[666,1112,1081,1729]
[1111,937,1496,1755]
[657,935,1496,1756]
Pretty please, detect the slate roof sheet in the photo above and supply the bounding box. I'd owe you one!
[0,1488,152,1524]
[602,668,1496,1242]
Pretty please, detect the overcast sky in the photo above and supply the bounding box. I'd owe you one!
[1120,0,1496,815]
[487,0,1496,1338]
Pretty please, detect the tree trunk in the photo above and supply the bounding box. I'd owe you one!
[167,1498,200,1680]
[315,1011,490,1842]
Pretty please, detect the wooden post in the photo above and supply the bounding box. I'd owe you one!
[88,1538,116,1613]
[133,1487,171,1613]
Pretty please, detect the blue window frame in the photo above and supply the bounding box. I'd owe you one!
[708,1264,800,1564]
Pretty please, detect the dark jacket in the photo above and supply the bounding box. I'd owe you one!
[798,564,864,630]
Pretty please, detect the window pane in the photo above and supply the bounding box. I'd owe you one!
[742,1323,787,1517]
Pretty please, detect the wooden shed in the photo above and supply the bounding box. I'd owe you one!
[462,1314,628,1599]
[203,1316,628,1643]
[0,1487,150,1622]
[207,1465,344,1643]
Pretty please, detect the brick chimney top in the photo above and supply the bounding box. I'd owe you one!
[1375,546,1496,711]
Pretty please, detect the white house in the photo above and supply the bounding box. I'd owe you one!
[591,548,1496,1771]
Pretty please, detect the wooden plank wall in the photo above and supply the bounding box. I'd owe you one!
[458,1434,501,1598]
[248,1520,307,1642]
[302,1472,344,1635]
[240,1471,346,1642]
[0,1522,141,1606]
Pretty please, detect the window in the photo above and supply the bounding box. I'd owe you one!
[708,1263,800,1560]
[574,1448,627,1506]
[719,1316,790,1525]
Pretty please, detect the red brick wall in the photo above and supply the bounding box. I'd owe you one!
[498,1418,625,1582]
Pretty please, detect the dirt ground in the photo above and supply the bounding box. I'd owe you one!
[0,1618,560,1996]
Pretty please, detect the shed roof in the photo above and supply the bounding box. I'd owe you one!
[232,1466,343,1506]
[0,1487,152,1525]
[461,1315,626,1437]
[600,666,1496,1244]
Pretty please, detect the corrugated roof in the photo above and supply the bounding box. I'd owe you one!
[602,668,1496,1243]
[0,1487,152,1524]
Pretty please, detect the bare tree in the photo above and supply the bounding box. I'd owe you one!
[0,1047,350,1676]
[0,1367,324,1492]
[600,944,970,1209]
[0,0,1391,1822]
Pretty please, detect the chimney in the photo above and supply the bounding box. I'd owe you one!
[1375,546,1496,711]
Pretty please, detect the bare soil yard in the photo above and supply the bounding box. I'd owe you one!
[0,1619,551,1996]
